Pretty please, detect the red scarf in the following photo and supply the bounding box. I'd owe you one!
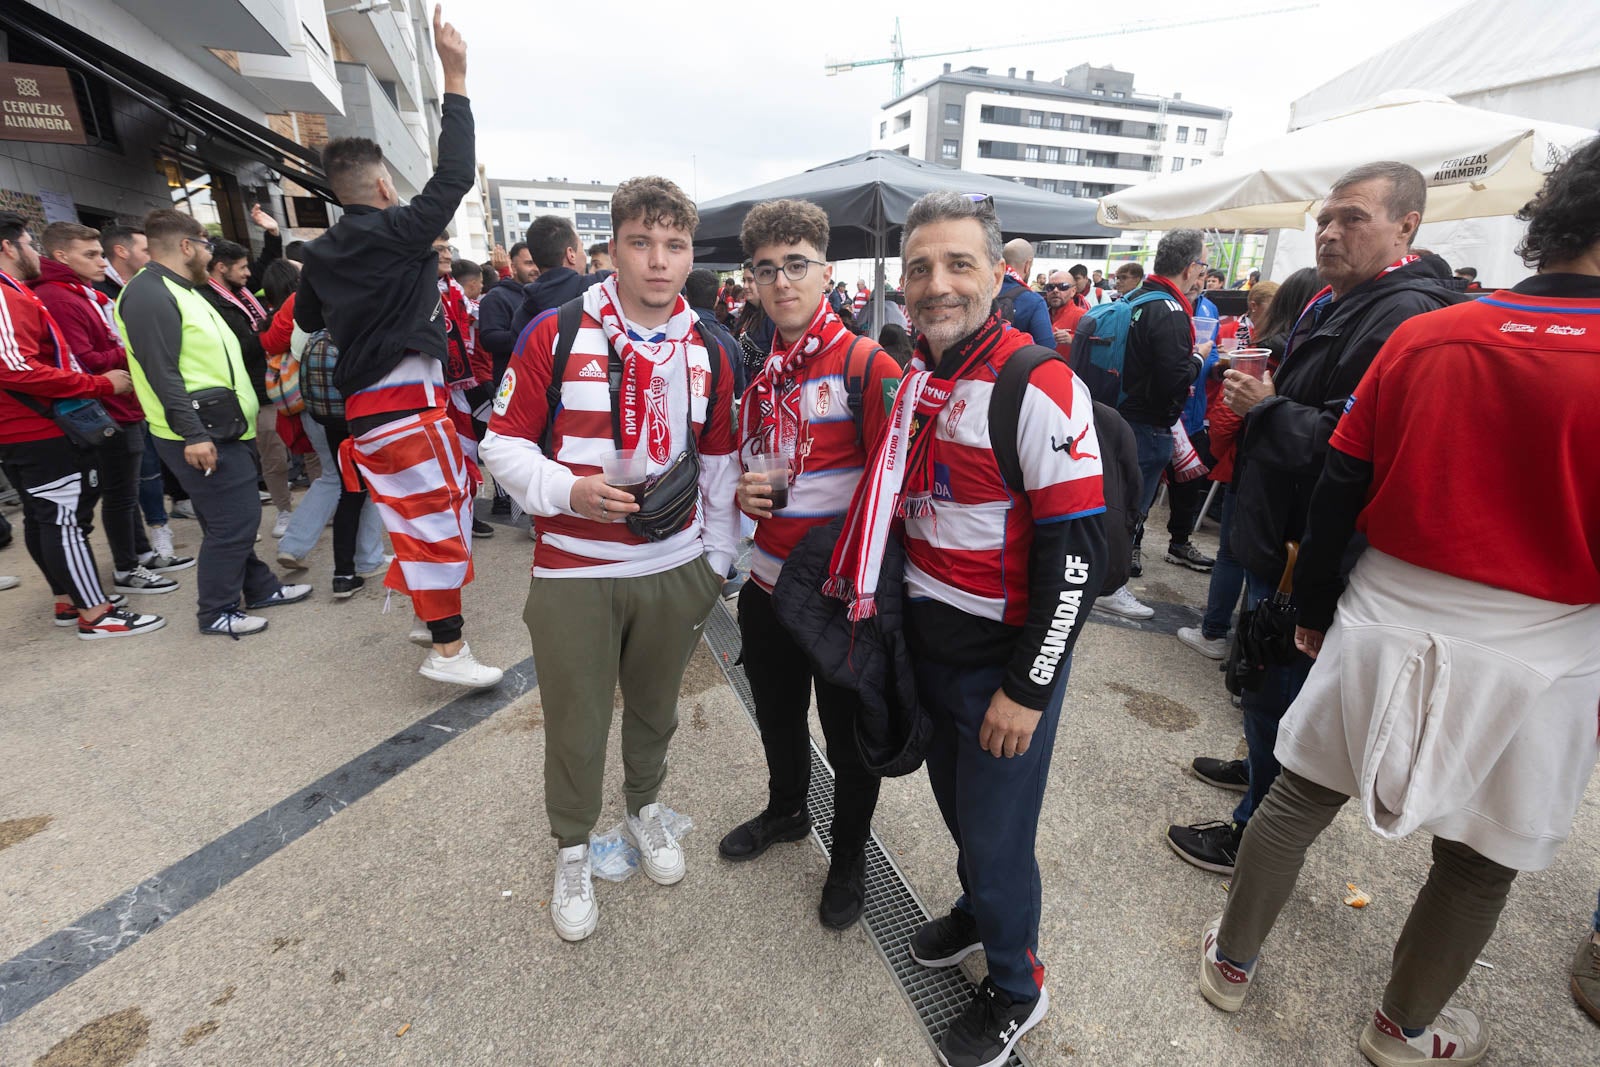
[1144,274,1198,347]
[824,311,1004,620]
[740,297,849,460]
[1003,265,1031,291]
[207,277,268,331]
[583,273,697,466]
[438,276,475,386]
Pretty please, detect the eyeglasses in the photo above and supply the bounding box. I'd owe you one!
[1193,261,1208,270]
[752,258,828,285]
[1042,283,1073,292]
[185,235,214,252]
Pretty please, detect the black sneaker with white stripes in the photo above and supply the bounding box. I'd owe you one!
[78,606,166,641]
[245,583,312,609]
[139,551,196,573]
[113,565,179,594]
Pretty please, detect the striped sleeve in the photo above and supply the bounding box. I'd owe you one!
[1014,357,1106,522]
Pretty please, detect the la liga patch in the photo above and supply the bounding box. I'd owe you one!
[493,367,516,416]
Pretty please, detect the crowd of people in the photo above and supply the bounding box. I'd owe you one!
[2,7,1597,1067]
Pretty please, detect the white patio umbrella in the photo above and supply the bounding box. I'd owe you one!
[1097,91,1596,231]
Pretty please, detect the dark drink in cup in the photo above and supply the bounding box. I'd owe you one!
[750,453,790,511]
[768,483,790,510]
[614,481,647,503]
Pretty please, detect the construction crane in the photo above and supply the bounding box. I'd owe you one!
[825,5,1315,98]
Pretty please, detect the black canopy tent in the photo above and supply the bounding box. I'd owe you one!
[694,150,1115,328]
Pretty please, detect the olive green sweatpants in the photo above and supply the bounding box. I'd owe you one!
[526,555,724,847]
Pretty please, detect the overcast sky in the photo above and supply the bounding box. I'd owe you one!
[447,0,1470,202]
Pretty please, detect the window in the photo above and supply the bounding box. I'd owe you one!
[1192,159,1201,168]
[1062,147,1081,165]
[1068,115,1084,132]
[1048,113,1063,130]
[1194,128,1207,146]
[945,103,961,123]
[941,139,959,161]
[1043,146,1061,164]
[893,111,911,133]
[1176,126,1189,144]
[1024,145,1040,162]
[1112,90,1126,99]
[1171,158,1184,172]
[1091,88,1104,96]
[1026,112,1042,128]
[879,120,887,138]
[1041,180,1056,193]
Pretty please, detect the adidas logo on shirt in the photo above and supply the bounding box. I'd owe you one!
[578,359,606,380]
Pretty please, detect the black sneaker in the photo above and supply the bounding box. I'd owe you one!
[1166,541,1216,572]
[1166,820,1244,875]
[818,851,866,930]
[331,575,364,600]
[1129,544,1143,578]
[938,977,1049,1067]
[490,497,512,516]
[717,809,812,862]
[911,906,982,967]
[472,517,495,538]
[1189,757,1249,793]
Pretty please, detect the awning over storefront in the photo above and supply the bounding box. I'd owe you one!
[0,4,334,201]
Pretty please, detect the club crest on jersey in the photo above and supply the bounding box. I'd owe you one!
[646,375,670,465]
[814,381,832,417]
[944,398,967,438]
[690,364,709,398]
[493,368,517,416]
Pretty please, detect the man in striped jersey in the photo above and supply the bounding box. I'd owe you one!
[875,192,1109,1067]
[482,176,739,943]
[714,199,902,928]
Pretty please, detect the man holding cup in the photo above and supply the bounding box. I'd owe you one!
[716,199,902,928]
[482,176,739,942]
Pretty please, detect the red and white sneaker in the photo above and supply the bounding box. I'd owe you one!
[78,606,166,641]
[55,594,126,627]
[1199,914,1256,1012]
[1360,1005,1488,1066]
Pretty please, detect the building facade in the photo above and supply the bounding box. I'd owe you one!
[488,177,616,255]
[872,63,1230,260]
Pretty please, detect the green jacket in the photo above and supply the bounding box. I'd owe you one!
[116,263,258,443]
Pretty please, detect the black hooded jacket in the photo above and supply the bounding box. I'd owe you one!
[295,93,475,399]
[508,266,609,342]
[1231,253,1460,581]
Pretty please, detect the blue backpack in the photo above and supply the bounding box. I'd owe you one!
[1068,288,1172,406]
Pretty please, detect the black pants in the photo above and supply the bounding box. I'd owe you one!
[1164,429,1213,545]
[0,436,111,609]
[737,581,880,864]
[97,421,152,572]
[315,414,367,577]
[153,436,280,625]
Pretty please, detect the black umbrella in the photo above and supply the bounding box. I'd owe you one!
[695,150,1116,327]
[1225,541,1302,696]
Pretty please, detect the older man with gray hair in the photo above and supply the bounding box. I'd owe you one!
[829,191,1108,1067]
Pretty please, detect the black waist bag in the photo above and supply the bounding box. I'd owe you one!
[49,396,121,448]
[627,447,701,542]
[189,386,249,442]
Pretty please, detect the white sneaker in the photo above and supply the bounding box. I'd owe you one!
[419,642,504,689]
[200,609,269,638]
[1360,1004,1488,1066]
[408,618,434,647]
[1199,914,1256,1012]
[276,550,307,570]
[551,844,597,942]
[624,802,685,885]
[0,575,19,591]
[169,499,196,519]
[148,523,175,559]
[1178,626,1230,660]
[1095,585,1155,620]
[271,509,292,538]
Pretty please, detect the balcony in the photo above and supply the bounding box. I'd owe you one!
[114,0,289,56]
[324,0,420,111]
[234,11,344,113]
[326,61,428,196]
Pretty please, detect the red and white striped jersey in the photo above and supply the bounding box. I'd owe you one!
[740,337,901,591]
[344,352,447,423]
[904,334,1105,626]
[482,306,739,578]
[852,290,870,315]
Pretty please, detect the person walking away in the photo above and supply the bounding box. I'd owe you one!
[997,238,1054,348]
[0,211,163,638]
[1199,138,1600,1067]
[481,176,739,942]
[118,209,311,637]
[294,5,501,688]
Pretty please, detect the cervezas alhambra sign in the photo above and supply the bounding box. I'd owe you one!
[0,63,88,146]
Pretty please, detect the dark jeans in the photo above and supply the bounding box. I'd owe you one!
[0,436,110,609]
[153,436,281,625]
[1164,429,1212,544]
[1230,570,1315,828]
[1200,486,1246,639]
[738,581,880,864]
[917,653,1069,1004]
[97,421,152,572]
[138,436,167,525]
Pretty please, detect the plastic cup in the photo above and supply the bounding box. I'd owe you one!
[747,452,791,511]
[1193,316,1219,343]
[1230,348,1270,380]
[1219,333,1240,353]
[601,448,649,503]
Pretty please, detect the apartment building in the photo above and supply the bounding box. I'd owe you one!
[488,177,616,254]
[872,63,1229,259]
[0,0,480,259]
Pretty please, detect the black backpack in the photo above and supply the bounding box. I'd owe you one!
[988,345,1138,595]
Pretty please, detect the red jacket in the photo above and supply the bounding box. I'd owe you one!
[261,293,295,358]
[0,270,116,444]
[31,259,143,424]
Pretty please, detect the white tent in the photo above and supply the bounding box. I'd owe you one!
[1096,91,1594,233]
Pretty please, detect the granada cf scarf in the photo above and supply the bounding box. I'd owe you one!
[824,311,1003,621]
[41,278,120,345]
[438,276,475,387]
[739,296,849,458]
[1003,265,1031,292]
[583,273,696,467]
[207,278,268,331]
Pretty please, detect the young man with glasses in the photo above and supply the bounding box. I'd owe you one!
[715,199,902,929]
[119,210,311,637]
[482,176,739,943]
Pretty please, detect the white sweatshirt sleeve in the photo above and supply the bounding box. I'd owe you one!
[479,430,581,518]
[697,451,740,578]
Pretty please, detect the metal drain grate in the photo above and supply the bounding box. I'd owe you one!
[701,600,1031,1067]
